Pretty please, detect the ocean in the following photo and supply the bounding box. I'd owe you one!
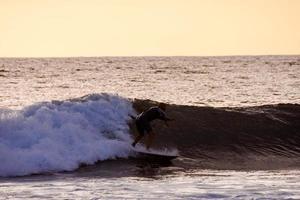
[0,56,299,199]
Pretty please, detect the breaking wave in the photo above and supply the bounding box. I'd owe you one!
[0,94,135,177]
[1,93,300,177]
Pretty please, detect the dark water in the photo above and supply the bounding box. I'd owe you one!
[132,99,300,170]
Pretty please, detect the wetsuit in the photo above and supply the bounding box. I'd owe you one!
[135,106,169,136]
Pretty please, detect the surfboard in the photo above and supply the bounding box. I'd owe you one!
[132,146,178,160]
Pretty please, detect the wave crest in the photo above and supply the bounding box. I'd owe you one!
[0,93,135,177]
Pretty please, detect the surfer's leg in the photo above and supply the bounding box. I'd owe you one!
[146,131,155,150]
[132,134,143,147]
[132,120,145,147]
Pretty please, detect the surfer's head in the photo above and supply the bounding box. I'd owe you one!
[158,103,167,111]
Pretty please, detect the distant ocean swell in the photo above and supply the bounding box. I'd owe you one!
[1,94,300,177]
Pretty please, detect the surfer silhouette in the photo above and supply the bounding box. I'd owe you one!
[131,103,172,150]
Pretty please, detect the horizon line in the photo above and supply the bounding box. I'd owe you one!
[1,54,300,59]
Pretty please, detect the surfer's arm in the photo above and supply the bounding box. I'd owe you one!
[159,112,173,127]
[163,117,174,127]
[129,115,136,120]
[157,109,174,125]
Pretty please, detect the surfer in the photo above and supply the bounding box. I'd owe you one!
[131,103,172,150]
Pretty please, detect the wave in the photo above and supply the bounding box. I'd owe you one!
[132,99,300,170]
[0,94,135,177]
[1,94,299,177]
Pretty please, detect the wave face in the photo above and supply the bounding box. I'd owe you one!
[0,94,135,177]
[133,100,300,170]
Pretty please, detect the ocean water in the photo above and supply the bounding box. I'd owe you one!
[0,56,299,109]
[0,56,300,199]
[1,170,300,199]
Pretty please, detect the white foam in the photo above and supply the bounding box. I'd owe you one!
[0,93,135,177]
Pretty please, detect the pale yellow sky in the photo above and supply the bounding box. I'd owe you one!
[0,0,300,57]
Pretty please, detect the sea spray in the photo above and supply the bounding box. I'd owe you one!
[0,94,136,177]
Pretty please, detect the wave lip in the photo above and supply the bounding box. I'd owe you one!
[0,93,135,177]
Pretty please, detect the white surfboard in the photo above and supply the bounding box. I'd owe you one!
[132,145,178,160]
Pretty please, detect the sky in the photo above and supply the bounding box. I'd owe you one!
[0,0,300,57]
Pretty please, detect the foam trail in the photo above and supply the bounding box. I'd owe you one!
[0,94,135,177]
